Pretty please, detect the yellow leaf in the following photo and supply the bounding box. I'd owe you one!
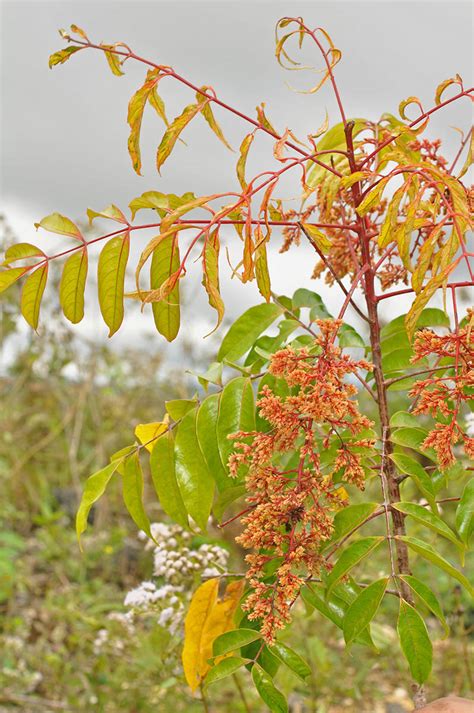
[334,486,349,509]
[134,421,169,451]
[20,264,48,330]
[202,230,224,335]
[100,44,124,76]
[49,46,83,69]
[197,87,232,150]
[0,267,28,294]
[150,234,181,341]
[149,87,169,126]
[97,233,130,337]
[255,228,271,302]
[34,213,83,241]
[301,223,332,254]
[399,96,423,121]
[405,265,454,339]
[87,204,128,225]
[59,248,88,324]
[339,171,371,190]
[156,102,205,173]
[236,133,255,190]
[182,579,244,692]
[356,177,388,216]
[70,24,89,40]
[127,69,162,175]
[256,102,277,134]
[435,75,463,106]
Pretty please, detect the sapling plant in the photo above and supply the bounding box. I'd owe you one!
[1,16,473,711]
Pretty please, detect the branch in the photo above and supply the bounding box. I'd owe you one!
[376,280,473,303]
[298,222,371,324]
[66,36,343,177]
[361,87,474,167]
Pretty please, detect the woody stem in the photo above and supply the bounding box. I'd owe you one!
[343,122,413,602]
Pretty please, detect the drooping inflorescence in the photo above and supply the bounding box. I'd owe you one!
[228,320,375,643]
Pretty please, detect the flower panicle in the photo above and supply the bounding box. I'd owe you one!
[227,320,375,643]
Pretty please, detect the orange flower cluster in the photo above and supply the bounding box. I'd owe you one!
[409,325,474,469]
[228,320,374,643]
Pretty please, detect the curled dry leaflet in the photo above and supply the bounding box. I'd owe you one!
[1,16,473,711]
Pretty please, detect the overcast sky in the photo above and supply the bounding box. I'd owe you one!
[1,0,472,353]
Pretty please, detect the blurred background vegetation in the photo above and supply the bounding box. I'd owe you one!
[0,214,472,712]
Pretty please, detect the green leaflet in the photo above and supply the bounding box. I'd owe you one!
[399,575,449,637]
[325,537,384,597]
[196,394,228,492]
[251,664,288,713]
[270,642,311,681]
[329,502,379,544]
[399,536,474,596]
[20,264,48,330]
[122,452,152,539]
[382,348,415,374]
[76,459,122,547]
[213,628,262,657]
[174,409,214,531]
[391,429,439,465]
[389,452,436,509]
[165,399,197,421]
[397,600,433,684]
[343,578,388,646]
[217,378,255,475]
[456,479,474,546]
[98,233,130,337]
[213,485,246,523]
[389,411,420,429]
[381,331,411,356]
[392,502,462,548]
[338,323,366,348]
[204,657,249,688]
[150,234,180,341]
[156,102,204,173]
[301,584,374,648]
[59,249,88,324]
[292,287,332,318]
[150,431,188,529]
[217,303,283,362]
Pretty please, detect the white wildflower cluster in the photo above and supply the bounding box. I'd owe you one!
[149,523,229,583]
[465,412,474,437]
[123,522,229,636]
[93,522,229,652]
